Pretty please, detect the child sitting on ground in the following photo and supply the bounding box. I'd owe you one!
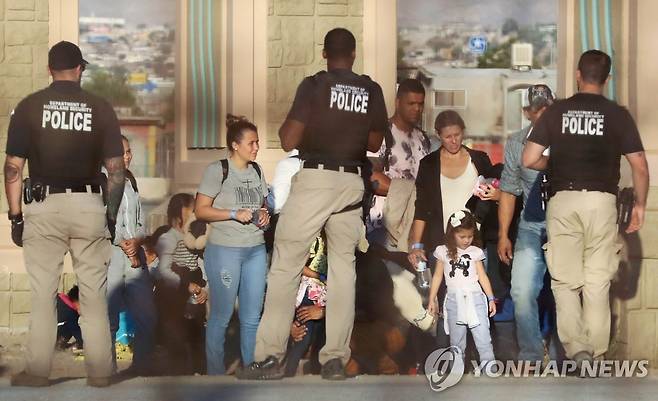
[284,234,328,376]
[56,285,82,351]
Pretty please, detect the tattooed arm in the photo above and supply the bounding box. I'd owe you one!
[4,156,25,246]
[103,156,125,239]
[4,155,25,216]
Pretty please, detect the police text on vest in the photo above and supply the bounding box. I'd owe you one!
[42,101,93,132]
[329,84,369,114]
[561,110,604,136]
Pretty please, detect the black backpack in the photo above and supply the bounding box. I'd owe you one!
[219,159,262,184]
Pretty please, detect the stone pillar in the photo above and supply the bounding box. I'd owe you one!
[266,0,364,147]
[609,0,658,367]
[0,0,49,333]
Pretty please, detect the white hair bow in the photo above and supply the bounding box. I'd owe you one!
[450,210,466,228]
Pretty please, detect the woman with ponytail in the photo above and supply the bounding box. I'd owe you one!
[195,114,270,375]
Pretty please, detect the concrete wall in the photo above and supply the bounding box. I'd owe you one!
[266,0,364,148]
[608,0,658,366]
[1,0,658,362]
[0,269,77,334]
[0,0,50,333]
[0,0,50,212]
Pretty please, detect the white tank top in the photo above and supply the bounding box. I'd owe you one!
[440,159,478,231]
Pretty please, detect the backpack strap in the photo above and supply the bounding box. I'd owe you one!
[126,169,139,193]
[250,162,262,180]
[220,159,229,184]
[219,158,261,185]
[382,120,395,172]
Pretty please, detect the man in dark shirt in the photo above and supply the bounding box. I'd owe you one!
[240,28,388,380]
[4,41,125,387]
[523,50,649,370]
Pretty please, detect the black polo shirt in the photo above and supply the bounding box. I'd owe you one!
[6,80,124,187]
[528,93,643,194]
[287,68,388,164]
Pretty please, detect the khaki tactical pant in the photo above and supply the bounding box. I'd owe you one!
[254,168,364,365]
[22,192,113,378]
[545,191,621,359]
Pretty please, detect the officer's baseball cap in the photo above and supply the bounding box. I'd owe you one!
[523,84,555,111]
[48,41,89,71]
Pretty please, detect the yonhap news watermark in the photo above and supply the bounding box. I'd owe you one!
[425,346,650,392]
[470,359,649,378]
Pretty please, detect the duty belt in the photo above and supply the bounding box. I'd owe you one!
[551,181,616,195]
[303,161,362,174]
[48,184,102,194]
[23,178,102,205]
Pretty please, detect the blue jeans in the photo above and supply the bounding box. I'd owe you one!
[107,246,156,373]
[510,218,549,361]
[445,291,494,364]
[284,291,325,377]
[204,243,267,375]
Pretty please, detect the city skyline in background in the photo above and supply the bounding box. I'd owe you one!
[399,0,557,27]
[79,2,177,179]
[79,0,176,27]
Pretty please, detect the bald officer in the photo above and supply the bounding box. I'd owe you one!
[239,28,388,380]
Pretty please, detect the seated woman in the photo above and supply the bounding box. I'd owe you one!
[284,234,328,377]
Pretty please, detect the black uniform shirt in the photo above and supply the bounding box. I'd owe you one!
[6,80,124,187]
[528,93,643,194]
[287,68,388,164]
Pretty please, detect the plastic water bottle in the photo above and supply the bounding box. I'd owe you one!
[183,293,199,320]
[415,261,432,290]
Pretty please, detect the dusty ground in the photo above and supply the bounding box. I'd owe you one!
[0,332,131,379]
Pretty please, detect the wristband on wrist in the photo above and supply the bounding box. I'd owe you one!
[411,242,424,250]
[229,209,237,220]
[487,295,496,302]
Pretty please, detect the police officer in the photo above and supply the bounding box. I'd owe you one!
[4,41,126,387]
[523,50,649,371]
[240,28,388,380]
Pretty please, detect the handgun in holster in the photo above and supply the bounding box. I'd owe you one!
[23,178,47,204]
[360,159,376,223]
[23,178,32,204]
[617,187,635,232]
[333,159,376,223]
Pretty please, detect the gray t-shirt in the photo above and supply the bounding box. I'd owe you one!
[198,159,268,247]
